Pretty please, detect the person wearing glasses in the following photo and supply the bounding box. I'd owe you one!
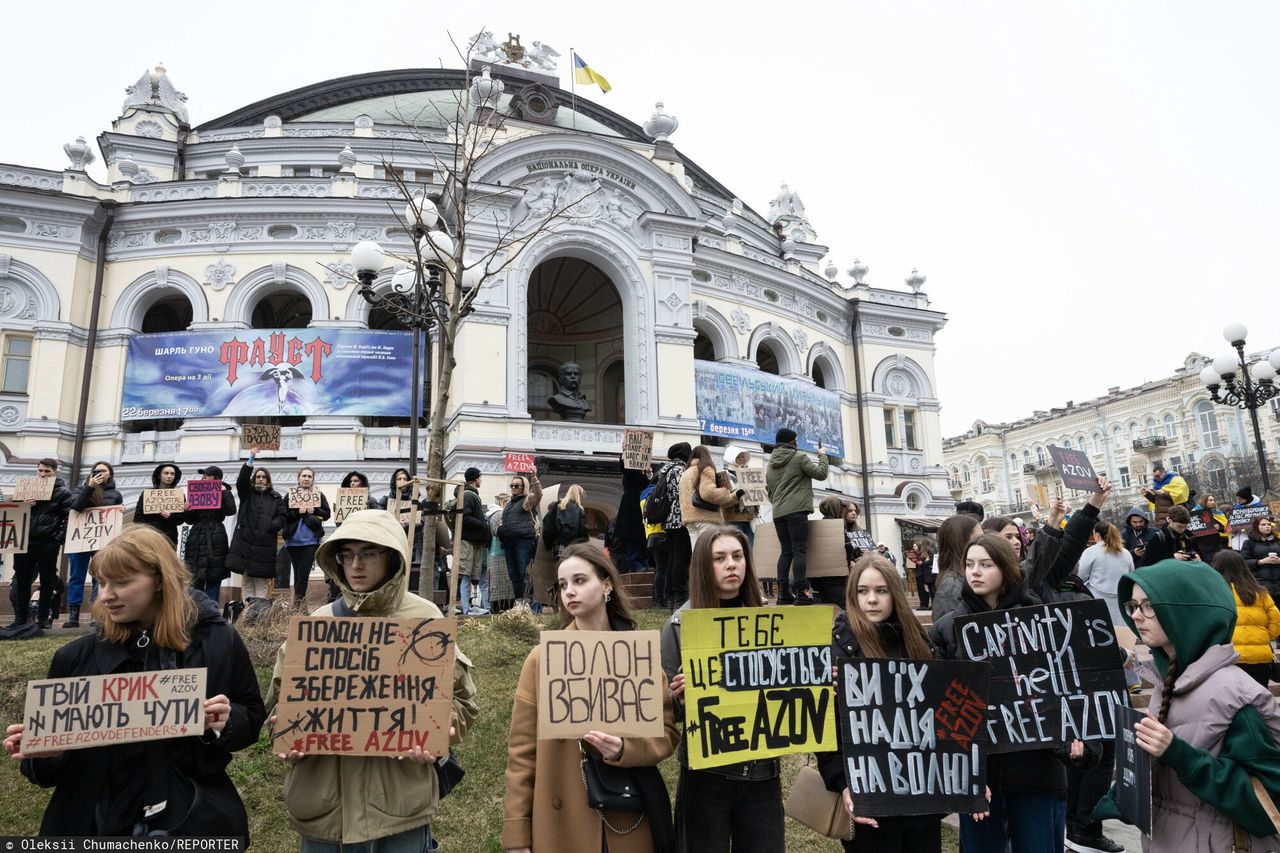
[1094,559,1280,851]
[65,461,124,627]
[496,466,543,606]
[266,509,479,852]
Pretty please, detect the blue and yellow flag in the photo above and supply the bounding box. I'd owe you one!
[573,53,611,93]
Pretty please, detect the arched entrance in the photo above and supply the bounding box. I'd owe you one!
[527,257,625,424]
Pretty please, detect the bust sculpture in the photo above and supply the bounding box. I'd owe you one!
[548,361,591,421]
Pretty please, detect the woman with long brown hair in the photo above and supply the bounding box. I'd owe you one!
[63,460,123,627]
[503,543,678,853]
[4,526,265,837]
[816,554,941,851]
[929,513,981,621]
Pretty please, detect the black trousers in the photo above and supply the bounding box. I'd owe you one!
[1066,739,1114,836]
[774,512,810,593]
[283,544,318,602]
[662,527,692,605]
[10,539,62,621]
[842,820,941,852]
[1240,662,1272,688]
[676,767,784,852]
[915,575,934,610]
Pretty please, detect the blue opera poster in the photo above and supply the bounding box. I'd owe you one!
[694,361,844,456]
[122,329,422,420]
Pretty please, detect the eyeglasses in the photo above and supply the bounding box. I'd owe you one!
[510,483,524,489]
[335,547,387,565]
[1122,600,1156,619]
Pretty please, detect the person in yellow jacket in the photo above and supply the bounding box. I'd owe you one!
[1143,463,1190,526]
[1212,550,1280,688]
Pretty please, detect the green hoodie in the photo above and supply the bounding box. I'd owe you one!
[765,444,828,518]
[1115,558,1237,678]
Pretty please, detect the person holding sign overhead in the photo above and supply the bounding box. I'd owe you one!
[3,526,266,837]
[661,524,783,851]
[502,543,678,853]
[225,453,287,609]
[64,461,123,627]
[282,467,331,606]
[1093,559,1280,850]
[183,466,236,602]
[132,462,186,547]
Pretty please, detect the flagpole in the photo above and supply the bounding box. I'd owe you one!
[569,46,577,131]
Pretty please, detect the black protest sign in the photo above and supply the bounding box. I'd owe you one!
[1046,446,1098,492]
[1229,505,1271,532]
[1115,705,1152,835]
[840,658,990,816]
[848,530,875,552]
[537,630,664,738]
[954,599,1127,753]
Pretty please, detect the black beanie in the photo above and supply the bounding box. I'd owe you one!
[667,442,692,463]
[464,467,482,483]
[775,428,798,445]
[1237,485,1253,501]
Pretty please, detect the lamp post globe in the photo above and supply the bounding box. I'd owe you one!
[1270,349,1280,373]
[405,193,439,230]
[350,240,385,275]
[1223,322,1248,345]
[425,229,455,261]
[1254,361,1277,384]
[1199,365,1221,388]
[1213,353,1239,379]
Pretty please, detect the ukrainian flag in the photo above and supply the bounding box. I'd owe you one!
[573,53,611,93]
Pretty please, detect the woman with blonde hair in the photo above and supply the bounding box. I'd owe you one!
[1077,520,1133,626]
[4,526,265,837]
[542,483,589,557]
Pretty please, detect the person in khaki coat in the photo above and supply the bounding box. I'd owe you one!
[678,446,742,551]
[266,509,479,851]
[503,544,679,853]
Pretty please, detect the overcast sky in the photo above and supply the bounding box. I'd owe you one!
[3,1,1277,437]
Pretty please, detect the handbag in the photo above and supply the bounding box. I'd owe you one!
[579,741,646,834]
[784,765,854,841]
[1233,774,1280,851]
[691,475,720,512]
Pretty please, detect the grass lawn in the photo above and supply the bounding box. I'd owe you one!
[1,609,958,852]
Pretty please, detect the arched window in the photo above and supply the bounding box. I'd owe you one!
[693,330,716,362]
[962,464,971,484]
[1008,453,1018,473]
[1204,456,1228,492]
[950,466,961,488]
[1164,414,1177,438]
[979,460,992,493]
[1022,449,1031,467]
[756,342,780,375]
[1129,423,1141,443]
[1145,418,1159,438]
[1195,401,1221,449]
[1113,426,1124,451]
[1092,432,1102,453]
[1063,438,1073,450]
[1035,446,1046,467]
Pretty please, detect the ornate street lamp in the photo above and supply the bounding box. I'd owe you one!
[1199,322,1280,494]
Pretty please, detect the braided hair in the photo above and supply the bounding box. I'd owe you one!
[1157,657,1179,726]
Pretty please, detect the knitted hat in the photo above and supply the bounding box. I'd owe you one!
[667,442,692,462]
[775,428,798,445]
[464,467,482,483]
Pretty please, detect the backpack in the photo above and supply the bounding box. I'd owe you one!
[644,467,675,526]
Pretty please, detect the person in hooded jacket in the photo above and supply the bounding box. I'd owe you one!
[183,465,237,602]
[1142,505,1202,566]
[764,427,829,605]
[720,445,759,546]
[1093,559,1280,850]
[266,509,479,852]
[649,443,692,608]
[541,483,589,557]
[225,453,287,605]
[7,457,71,629]
[1121,505,1157,565]
[133,462,186,546]
[4,525,265,837]
[281,467,331,606]
[1240,516,1280,599]
[64,460,124,627]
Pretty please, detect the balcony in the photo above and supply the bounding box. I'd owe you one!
[1132,436,1167,452]
[1022,462,1055,474]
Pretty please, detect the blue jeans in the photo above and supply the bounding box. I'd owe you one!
[959,788,1066,853]
[503,536,536,600]
[301,824,433,852]
[198,579,223,602]
[66,551,98,607]
[459,570,489,613]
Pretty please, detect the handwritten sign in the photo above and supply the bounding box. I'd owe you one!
[13,477,53,502]
[848,530,876,552]
[334,487,369,525]
[64,506,124,554]
[242,423,281,451]
[273,616,457,757]
[681,606,836,769]
[733,466,768,507]
[954,600,1127,753]
[288,488,321,510]
[622,429,653,471]
[1046,446,1099,492]
[0,503,32,554]
[840,658,990,816]
[504,452,536,474]
[753,519,848,578]
[1114,705,1152,835]
[186,479,223,510]
[1229,505,1271,532]
[20,668,207,755]
[536,630,664,739]
[142,488,186,515]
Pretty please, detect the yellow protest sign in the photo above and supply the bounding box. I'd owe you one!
[681,605,836,769]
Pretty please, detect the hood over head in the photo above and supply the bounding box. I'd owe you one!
[1125,505,1151,524]
[1117,559,1237,677]
[197,465,224,480]
[151,462,182,487]
[722,444,755,469]
[315,509,411,614]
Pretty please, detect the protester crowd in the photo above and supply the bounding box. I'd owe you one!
[4,441,1280,853]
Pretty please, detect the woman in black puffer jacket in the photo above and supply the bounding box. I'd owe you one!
[184,465,237,601]
[1240,516,1280,598]
[133,462,186,545]
[224,456,286,603]
[63,461,124,628]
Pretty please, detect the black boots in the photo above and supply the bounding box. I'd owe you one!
[62,606,80,628]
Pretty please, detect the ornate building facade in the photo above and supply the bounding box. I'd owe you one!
[0,53,954,551]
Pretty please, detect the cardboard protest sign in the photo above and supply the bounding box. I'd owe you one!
[21,668,206,755]
[1229,505,1271,532]
[142,488,186,515]
[242,423,281,451]
[504,452,536,473]
[14,476,54,502]
[1271,500,1280,519]
[840,658,991,816]
[64,506,125,554]
[288,487,321,510]
[387,496,418,529]
[186,479,223,510]
[954,599,1127,754]
[334,487,369,524]
[753,519,848,577]
[536,630,664,739]
[681,606,836,769]
[1046,446,1099,492]
[273,616,458,757]
[732,466,768,507]
[1115,705,1152,835]
[621,429,654,471]
[0,503,32,553]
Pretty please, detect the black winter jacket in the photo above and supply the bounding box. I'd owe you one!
[184,483,236,586]
[454,486,490,546]
[1142,523,1200,567]
[284,492,331,542]
[542,502,588,549]
[69,478,124,513]
[20,591,265,836]
[614,460,651,545]
[26,476,72,543]
[1242,534,1280,597]
[133,463,186,545]
[225,464,287,579]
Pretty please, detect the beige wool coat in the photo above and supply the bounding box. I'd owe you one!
[677,463,739,527]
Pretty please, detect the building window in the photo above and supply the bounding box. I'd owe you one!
[1130,423,1141,443]
[904,408,919,450]
[1014,488,1023,504]
[950,467,961,489]
[1063,438,1073,450]
[1009,453,1018,473]
[1204,457,1228,493]
[1023,449,1031,466]
[1035,446,1046,467]
[1092,432,1102,454]
[1119,466,1131,489]
[962,464,971,484]
[1170,455,1181,469]
[979,461,992,493]
[1113,427,1124,451]
[1,334,32,393]
[1164,414,1177,438]
[1055,484,1063,499]
[883,407,897,448]
[1146,418,1159,438]
[1195,400,1221,449]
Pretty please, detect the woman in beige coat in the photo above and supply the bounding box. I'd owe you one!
[679,445,741,550]
[502,544,680,853]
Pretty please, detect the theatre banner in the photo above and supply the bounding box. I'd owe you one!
[122,329,421,420]
[694,362,843,456]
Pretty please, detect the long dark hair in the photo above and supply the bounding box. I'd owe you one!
[1213,549,1267,607]
[844,554,933,659]
[938,514,981,578]
[689,524,764,609]
[389,467,411,495]
[341,471,369,488]
[86,460,114,505]
[965,533,1023,602]
[557,543,635,629]
[691,445,715,477]
[1250,516,1276,540]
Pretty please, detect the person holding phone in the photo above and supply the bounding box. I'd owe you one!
[1121,505,1157,565]
[764,428,828,605]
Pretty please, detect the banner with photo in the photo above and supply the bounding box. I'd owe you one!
[694,361,843,456]
[122,329,422,420]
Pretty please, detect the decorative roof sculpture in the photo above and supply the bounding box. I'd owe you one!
[121,63,189,123]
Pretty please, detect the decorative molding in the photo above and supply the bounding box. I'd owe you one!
[322,260,354,290]
[0,168,63,192]
[242,181,330,198]
[204,260,236,291]
[729,306,750,335]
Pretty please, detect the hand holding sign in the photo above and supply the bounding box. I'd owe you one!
[4,722,61,761]
[1088,475,1113,509]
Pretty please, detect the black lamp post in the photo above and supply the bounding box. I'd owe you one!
[1199,322,1280,495]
